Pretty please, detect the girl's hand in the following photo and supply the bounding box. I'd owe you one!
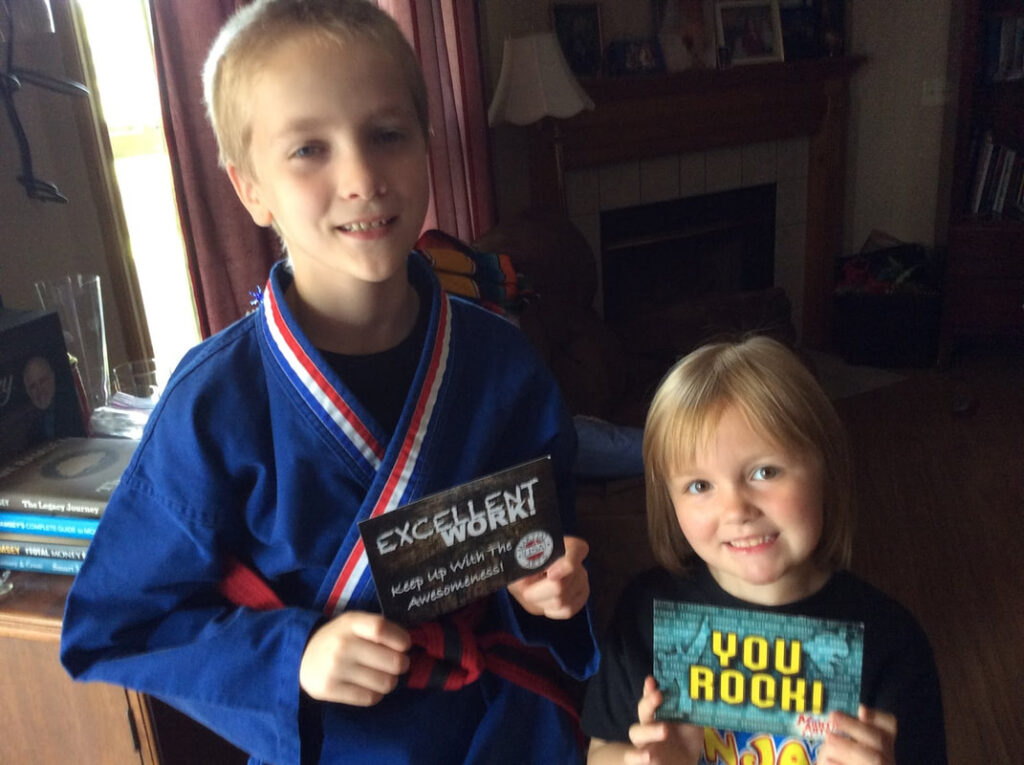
[507,535,590,619]
[817,705,897,765]
[299,611,411,706]
[624,676,703,764]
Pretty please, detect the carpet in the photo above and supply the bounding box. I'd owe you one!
[805,350,906,401]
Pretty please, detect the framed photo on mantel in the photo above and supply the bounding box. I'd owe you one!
[715,0,785,66]
[552,2,603,77]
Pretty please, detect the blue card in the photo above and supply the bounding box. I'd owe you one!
[653,600,864,739]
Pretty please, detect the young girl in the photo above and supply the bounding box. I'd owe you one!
[582,336,946,764]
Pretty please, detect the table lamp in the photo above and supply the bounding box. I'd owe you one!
[487,31,594,208]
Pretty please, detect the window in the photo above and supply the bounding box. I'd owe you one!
[77,0,199,380]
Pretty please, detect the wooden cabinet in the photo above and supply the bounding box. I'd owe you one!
[941,0,1024,360]
[0,572,246,764]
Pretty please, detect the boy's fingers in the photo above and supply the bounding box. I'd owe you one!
[347,612,412,653]
[544,536,590,579]
[328,662,403,698]
[507,539,591,618]
[562,535,590,565]
[512,576,588,619]
[348,634,412,676]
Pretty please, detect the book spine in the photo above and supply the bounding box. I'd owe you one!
[0,537,88,560]
[0,493,104,519]
[969,132,995,215]
[980,145,1007,216]
[0,554,82,576]
[993,148,1017,215]
[0,512,99,539]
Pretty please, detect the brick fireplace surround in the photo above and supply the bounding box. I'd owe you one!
[528,56,862,347]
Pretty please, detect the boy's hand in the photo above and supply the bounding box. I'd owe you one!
[624,676,703,765]
[817,705,897,765]
[299,611,411,706]
[507,535,590,619]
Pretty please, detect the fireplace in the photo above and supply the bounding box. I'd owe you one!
[562,138,808,328]
[600,184,776,323]
[527,57,862,346]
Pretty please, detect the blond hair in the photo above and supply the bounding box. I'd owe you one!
[643,335,853,575]
[202,0,429,175]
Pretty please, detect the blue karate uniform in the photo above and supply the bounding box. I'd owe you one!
[61,255,598,764]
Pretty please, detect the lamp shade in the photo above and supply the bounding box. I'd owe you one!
[487,32,595,127]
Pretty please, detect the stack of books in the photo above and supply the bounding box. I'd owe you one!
[982,14,1024,83]
[967,131,1024,220]
[0,437,139,576]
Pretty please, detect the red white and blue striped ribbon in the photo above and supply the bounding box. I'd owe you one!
[261,272,452,616]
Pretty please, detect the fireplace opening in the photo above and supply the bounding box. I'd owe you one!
[600,184,776,324]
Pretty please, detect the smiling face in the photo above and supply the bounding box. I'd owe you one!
[666,403,829,605]
[23,356,56,410]
[227,32,430,313]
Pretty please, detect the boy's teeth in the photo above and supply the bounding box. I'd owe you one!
[341,218,387,232]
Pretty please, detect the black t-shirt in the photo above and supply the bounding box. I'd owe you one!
[581,563,947,764]
[320,284,429,437]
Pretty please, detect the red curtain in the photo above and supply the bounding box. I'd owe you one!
[149,1,494,338]
[377,0,495,241]
[149,0,280,338]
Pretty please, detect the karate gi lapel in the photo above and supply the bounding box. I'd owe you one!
[258,258,453,615]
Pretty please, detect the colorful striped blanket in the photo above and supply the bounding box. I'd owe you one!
[416,229,534,317]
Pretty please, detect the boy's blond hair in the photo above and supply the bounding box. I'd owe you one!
[202,0,430,176]
[643,335,853,576]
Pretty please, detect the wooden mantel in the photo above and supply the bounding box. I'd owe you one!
[529,56,863,347]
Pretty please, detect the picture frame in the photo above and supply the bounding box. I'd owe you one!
[777,0,822,61]
[606,38,667,77]
[714,0,785,65]
[551,2,603,77]
[651,0,718,71]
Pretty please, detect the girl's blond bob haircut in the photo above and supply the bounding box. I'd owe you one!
[202,0,430,177]
[643,335,853,576]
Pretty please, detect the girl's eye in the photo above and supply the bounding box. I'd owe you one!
[751,466,780,481]
[685,480,711,495]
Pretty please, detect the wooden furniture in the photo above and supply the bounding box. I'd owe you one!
[527,57,863,348]
[0,571,245,764]
[941,0,1024,360]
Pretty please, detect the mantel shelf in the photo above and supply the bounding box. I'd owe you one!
[557,56,864,169]
[579,55,864,99]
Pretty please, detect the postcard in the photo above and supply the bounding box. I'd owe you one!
[653,600,864,739]
[359,456,564,624]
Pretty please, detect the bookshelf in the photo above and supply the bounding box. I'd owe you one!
[941,0,1024,361]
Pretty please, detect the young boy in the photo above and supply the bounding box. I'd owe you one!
[60,2,597,763]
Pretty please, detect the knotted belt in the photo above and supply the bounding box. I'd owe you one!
[219,557,583,727]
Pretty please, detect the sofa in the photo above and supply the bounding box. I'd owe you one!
[473,207,796,629]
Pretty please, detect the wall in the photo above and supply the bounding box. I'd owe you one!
[0,26,128,366]
[481,0,958,254]
[0,1,956,364]
[845,0,957,251]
